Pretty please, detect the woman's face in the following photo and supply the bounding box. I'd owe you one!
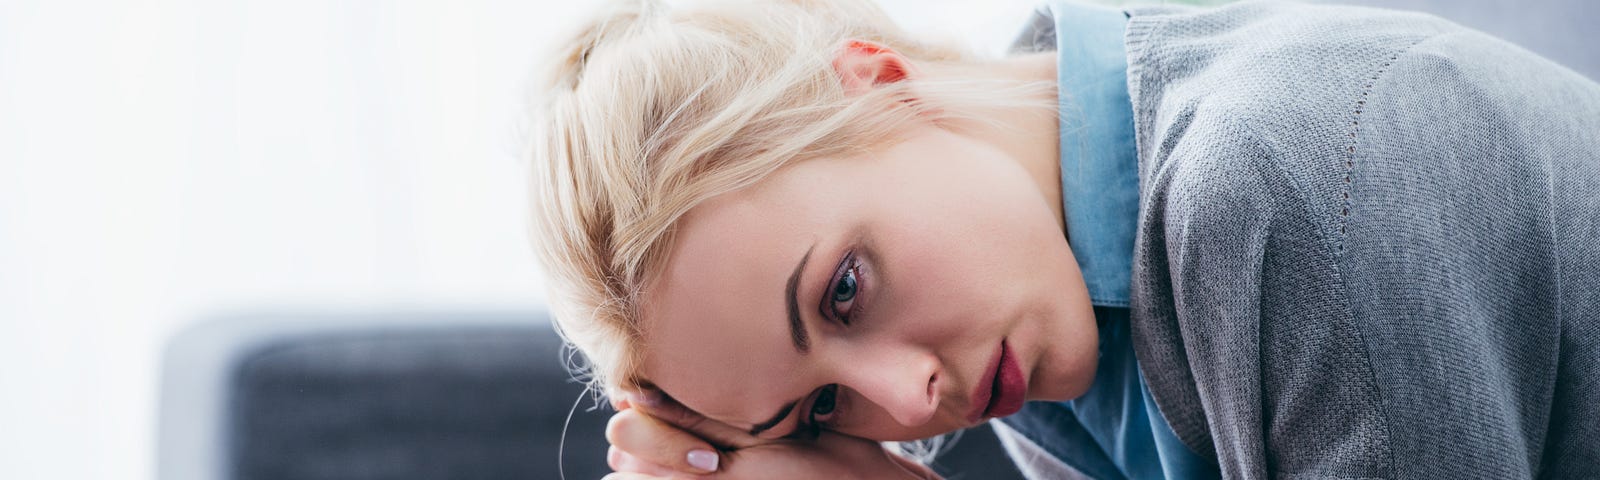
[638,124,1099,443]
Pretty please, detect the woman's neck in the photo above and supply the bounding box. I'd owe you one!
[927,52,1065,233]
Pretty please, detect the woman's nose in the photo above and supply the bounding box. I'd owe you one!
[841,346,940,427]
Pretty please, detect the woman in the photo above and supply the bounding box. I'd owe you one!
[529,0,1600,478]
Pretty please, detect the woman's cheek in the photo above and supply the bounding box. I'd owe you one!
[852,256,876,326]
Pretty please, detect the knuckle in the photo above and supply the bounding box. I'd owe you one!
[607,445,624,471]
[605,410,640,444]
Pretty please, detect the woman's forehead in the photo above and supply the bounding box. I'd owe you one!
[634,152,877,418]
[634,168,840,415]
[637,226,811,424]
[655,159,848,293]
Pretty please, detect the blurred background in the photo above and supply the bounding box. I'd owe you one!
[0,0,1591,479]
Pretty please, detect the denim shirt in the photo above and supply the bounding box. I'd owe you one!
[992,2,1218,479]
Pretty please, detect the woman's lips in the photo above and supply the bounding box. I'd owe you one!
[968,340,1027,422]
[966,343,1002,422]
[986,341,1026,419]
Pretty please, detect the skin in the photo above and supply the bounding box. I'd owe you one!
[605,42,1102,477]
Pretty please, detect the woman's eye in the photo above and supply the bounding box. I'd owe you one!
[829,258,860,322]
[808,384,839,426]
[832,267,857,303]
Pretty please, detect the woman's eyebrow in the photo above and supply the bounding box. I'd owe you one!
[751,243,818,438]
[785,244,815,354]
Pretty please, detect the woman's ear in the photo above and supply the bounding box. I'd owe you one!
[832,39,917,96]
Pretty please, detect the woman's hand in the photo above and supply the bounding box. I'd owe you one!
[602,389,940,480]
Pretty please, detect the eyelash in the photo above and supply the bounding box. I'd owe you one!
[825,252,864,324]
[802,251,865,434]
[803,384,840,436]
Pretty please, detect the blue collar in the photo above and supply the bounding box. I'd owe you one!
[1049,1,1140,308]
[999,7,1220,480]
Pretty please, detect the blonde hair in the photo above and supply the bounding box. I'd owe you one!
[528,0,1050,446]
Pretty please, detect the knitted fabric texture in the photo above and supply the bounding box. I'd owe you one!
[1120,2,1600,478]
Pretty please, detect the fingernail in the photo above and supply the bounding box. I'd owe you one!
[686,449,719,472]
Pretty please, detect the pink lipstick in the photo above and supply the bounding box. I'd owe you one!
[968,340,1027,422]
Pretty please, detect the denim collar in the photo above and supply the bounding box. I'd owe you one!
[1048,1,1140,308]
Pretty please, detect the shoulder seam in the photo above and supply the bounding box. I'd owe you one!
[1339,33,1442,255]
[1230,114,1404,476]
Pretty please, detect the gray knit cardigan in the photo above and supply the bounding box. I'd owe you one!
[1043,2,1599,478]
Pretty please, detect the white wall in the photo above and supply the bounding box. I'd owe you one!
[0,1,1037,479]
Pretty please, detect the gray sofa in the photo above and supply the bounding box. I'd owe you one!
[156,310,1023,480]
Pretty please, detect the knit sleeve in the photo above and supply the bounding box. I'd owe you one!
[1336,28,1600,479]
[1130,113,1398,479]
[1133,25,1600,480]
